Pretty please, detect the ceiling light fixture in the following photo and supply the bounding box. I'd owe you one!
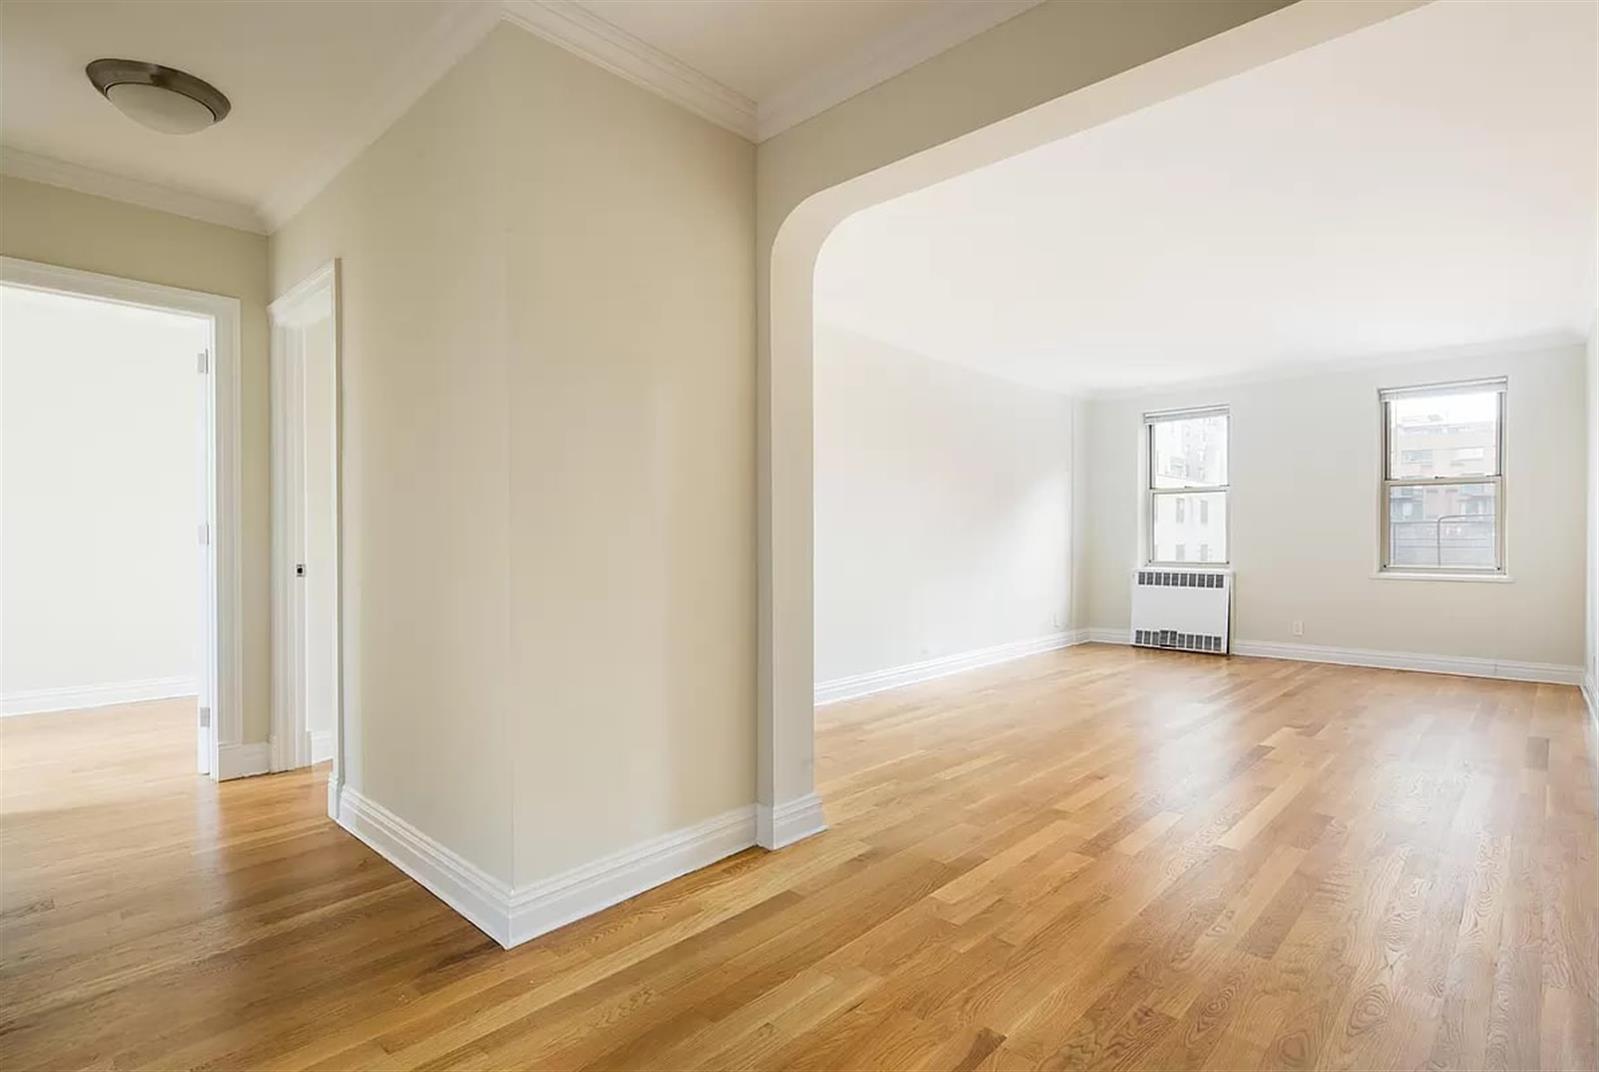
[86,59,231,135]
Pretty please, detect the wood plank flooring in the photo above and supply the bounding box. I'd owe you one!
[2,645,1595,1070]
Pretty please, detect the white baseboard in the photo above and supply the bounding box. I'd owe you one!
[1583,674,1598,727]
[1081,628,1580,686]
[337,787,514,946]
[507,804,756,946]
[814,629,1084,706]
[335,787,759,949]
[308,729,334,764]
[1229,639,1582,685]
[756,792,827,850]
[217,741,272,780]
[1,676,198,716]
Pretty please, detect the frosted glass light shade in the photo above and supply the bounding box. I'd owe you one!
[105,82,217,135]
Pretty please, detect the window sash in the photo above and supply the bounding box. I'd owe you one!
[1379,378,1506,572]
[1381,381,1505,481]
[1145,406,1230,565]
[1145,411,1229,491]
[1147,489,1229,566]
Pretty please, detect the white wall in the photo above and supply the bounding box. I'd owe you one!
[1084,343,1587,671]
[813,323,1076,685]
[1,285,206,712]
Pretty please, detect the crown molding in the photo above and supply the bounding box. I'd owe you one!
[0,146,267,234]
[499,0,757,139]
[1080,331,1588,401]
[258,0,503,230]
[755,0,1045,141]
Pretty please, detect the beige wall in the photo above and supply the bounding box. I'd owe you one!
[1083,344,1587,668]
[0,175,272,741]
[270,25,754,887]
[496,27,755,885]
[813,323,1075,684]
[270,32,515,880]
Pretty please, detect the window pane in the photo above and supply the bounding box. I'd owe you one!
[1151,414,1228,488]
[1386,390,1499,479]
[1386,483,1498,568]
[1152,492,1226,563]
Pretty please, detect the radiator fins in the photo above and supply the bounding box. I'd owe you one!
[1136,570,1226,588]
[1133,629,1225,653]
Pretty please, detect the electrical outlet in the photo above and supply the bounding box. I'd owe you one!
[1291,619,1305,637]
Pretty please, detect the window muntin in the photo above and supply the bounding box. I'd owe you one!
[1380,380,1505,573]
[1146,408,1228,566]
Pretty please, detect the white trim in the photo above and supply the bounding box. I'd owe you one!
[814,629,1082,706]
[755,0,1045,141]
[309,730,334,764]
[1,677,198,717]
[498,0,757,139]
[756,793,827,851]
[507,804,757,946]
[217,741,272,780]
[1083,628,1133,645]
[258,3,503,230]
[335,788,758,949]
[0,146,267,233]
[1371,571,1515,583]
[1583,675,1598,729]
[1229,639,1582,686]
[1,256,245,780]
[269,261,342,778]
[337,787,515,946]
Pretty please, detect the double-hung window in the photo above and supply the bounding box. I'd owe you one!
[1146,406,1228,566]
[1379,379,1505,574]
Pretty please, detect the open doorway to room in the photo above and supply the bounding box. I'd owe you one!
[0,258,242,782]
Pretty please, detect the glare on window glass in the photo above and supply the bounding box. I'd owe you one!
[1150,414,1228,488]
[1386,391,1498,479]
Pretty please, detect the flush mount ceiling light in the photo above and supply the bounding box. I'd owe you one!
[86,58,231,135]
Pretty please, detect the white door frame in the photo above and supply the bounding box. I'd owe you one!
[268,261,342,813]
[0,255,244,779]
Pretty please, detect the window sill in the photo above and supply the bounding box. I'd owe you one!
[1371,571,1512,583]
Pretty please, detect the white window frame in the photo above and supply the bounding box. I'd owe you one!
[1145,405,1230,568]
[1378,378,1507,577]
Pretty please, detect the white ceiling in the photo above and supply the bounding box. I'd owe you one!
[0,0,1037,232]
[815,0,1597,397]
[0,0,490,230]
[571,0,1007,102]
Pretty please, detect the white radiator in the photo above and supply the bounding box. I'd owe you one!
[1129,569,1231,655]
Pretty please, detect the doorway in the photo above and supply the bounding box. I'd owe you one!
[0,256,243,778]
[269,261,341,812]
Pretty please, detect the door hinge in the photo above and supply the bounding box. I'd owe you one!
[198,522,211,546]
[197,349,210,374]
[199,706,211,728]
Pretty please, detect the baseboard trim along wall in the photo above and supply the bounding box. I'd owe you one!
[1583,675,1598,729]
[1086,629,1582,686]
[756,792,827,849]
[217,741,272,780]
[507,804,758,946]
[336,788,765,949]
[1228,639,1584,686]
[0,676,198,716]
[814,629,1083,706]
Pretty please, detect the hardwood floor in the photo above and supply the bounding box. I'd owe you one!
[2,646,1595,1070]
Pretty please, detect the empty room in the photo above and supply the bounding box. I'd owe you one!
[0,1,1593,1070]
